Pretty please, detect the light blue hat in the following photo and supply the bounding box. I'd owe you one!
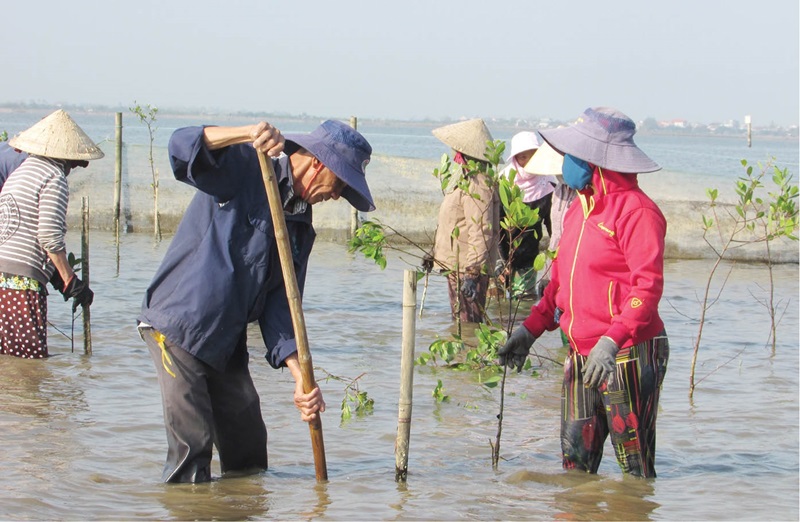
[540,107,660,174]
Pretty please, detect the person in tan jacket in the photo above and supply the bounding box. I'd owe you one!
[425,119,500,323]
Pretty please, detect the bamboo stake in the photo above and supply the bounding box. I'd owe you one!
[113,112,122,243]
[81,196,92,355]
[114,112,122,275]
[396,269,417,481]
[418,270,429,319]
[256,150,327,482]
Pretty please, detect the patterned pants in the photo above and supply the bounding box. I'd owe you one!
[561,332,669,478]
[0,287,48,358]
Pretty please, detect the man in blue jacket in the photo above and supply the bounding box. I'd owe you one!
[138,119,375,483]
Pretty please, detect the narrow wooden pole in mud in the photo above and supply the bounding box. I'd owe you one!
[349,116,359,238]
[256,150,328,482]
[81,197,92,355]
[395,269,417,481]
[113,112,122,242]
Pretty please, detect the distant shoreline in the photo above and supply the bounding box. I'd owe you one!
[1,103,796,140]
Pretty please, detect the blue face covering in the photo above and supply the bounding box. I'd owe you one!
[562,154,593,190]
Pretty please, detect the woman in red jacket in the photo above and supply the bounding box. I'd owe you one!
[498,107,669,478]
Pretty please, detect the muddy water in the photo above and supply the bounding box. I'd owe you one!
[0,231,797,520]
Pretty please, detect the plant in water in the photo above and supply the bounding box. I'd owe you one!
[316,368,374,423]
[130,102,161,241]
[348,138,553,468]
[497,168,549,300]
[688,158,798,399]
[348,220,388,269]
[432,379,449,403]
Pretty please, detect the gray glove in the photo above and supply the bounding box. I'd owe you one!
[461,275,478,300]
[582,336,619,388]
[497,326,536,372]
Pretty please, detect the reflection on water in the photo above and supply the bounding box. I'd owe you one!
[0,231,797,520]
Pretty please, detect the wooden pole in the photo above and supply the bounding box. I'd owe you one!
[745,114,752,148]
[81,197,92,355]
[113,112,122,242]
[395,269,417,482]
[114,112,122,275]
[256,150,327,482]
[349,117,359,237]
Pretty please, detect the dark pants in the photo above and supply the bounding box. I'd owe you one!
[143,327,268,483]
[560,331,669,478]
[499,194,553,272]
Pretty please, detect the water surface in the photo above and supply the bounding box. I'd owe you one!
[1,232,797,520]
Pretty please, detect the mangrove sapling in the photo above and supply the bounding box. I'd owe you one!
[432,379,449,403]
[349,139,555,468]
[130,102,161,241]
[688,158,798,399]
[316,368,375,424]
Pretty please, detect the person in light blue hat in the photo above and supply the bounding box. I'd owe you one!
[499,107,668,478]
[138,118,374,483]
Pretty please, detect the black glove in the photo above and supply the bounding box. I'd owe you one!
[461,275,478,300]
[582,336,619,388]
[50,270,66,294]
[64,275,94,310]
[421,253,434,273]
[497,326,536,372]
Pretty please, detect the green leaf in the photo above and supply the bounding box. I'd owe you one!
[533,252,547,271]
[482,375,502,388]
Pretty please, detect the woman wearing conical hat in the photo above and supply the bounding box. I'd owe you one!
[0,110,103,358]
[426,118,500,324]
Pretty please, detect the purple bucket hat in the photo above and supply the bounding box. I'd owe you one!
[285,120,375,211]
[539,107,660,174]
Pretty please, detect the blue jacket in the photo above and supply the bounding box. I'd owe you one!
[138,126,316,372]
[0,142,28,191]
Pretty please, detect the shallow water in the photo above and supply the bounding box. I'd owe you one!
[0,232,797,520]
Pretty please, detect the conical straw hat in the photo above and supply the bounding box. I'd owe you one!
[9,109,104,160]
[523,141,564,176]
[432,118,494,160]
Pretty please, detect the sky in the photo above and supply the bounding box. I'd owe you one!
[2,0,798,126]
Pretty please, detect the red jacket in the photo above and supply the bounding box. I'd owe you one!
[522,166,666,355]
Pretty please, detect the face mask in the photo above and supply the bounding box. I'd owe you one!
[562,154,593,190]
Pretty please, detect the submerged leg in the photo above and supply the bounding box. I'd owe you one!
[144,328,214,483]
[561,350,608,473]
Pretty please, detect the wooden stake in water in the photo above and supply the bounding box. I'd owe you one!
[396,269,417,482]
[256,150,327,482]
[349,116,360,238]
[113,112,122,242]
[114,112,123,275]
[745,114,752,148]
[81,196,92,355]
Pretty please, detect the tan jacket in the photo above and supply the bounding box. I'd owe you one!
[432,171,500,275]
